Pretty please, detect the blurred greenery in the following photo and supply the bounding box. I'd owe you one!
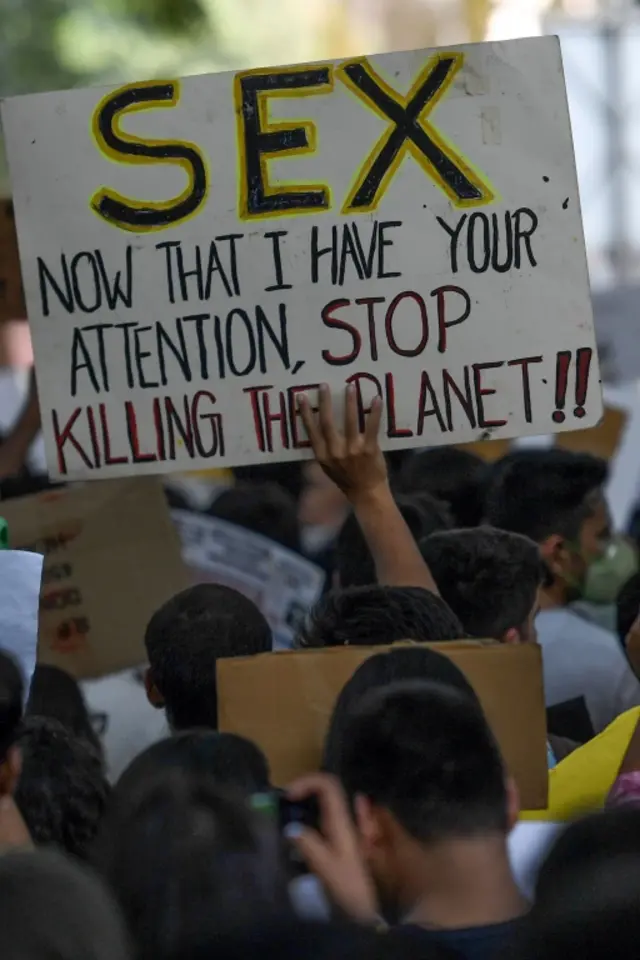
[0,0,332,190]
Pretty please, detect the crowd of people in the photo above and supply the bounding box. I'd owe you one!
[1,381,640,959]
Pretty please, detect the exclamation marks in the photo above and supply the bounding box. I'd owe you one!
[552,348,593,424]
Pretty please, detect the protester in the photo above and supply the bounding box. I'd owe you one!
[485,449,640,739]
[617,571,640,674]
[115,731,271,807]
[209,481,302,553]
[15,716,110,859]
[144,583,272,731]
[94,771,292,959]
[28,663,104,763]
[323,646,478,774]
[0,649,31,850]
[0,849,131,960]
[419,526,544,645]
[400,447,487,528]
[290,682,526,958]
[335,493,451,589]
[0,367,41,482]
[299,585,464,649]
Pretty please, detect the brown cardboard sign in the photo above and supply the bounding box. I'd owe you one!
[0,199,26,321]
[218,641,548,809]
[1,478,189,678]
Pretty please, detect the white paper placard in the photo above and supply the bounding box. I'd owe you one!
[172,510,324,649]
[2,36,601,479]
[0,550,43,697]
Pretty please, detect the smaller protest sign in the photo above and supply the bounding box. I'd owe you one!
[1,479,189,678]
[0,550,43,697]
[0,199,26,322]
[172,509,324,649]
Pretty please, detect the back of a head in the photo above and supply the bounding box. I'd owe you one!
[144,583,272,730]
[400,447,487,528]
[28,664,103,758]
[324,647,477,773]
[535,809,640,908]
[514,856,640,960]
[299,585,464,649]
[15,716,109,860]
[334,680,508,843]
[94,771,290,958]
[420,526,544,639]
[115,731,270,810]
[210,482,301,553]
[484,449,608,543]
[0,848,130,960]
[336,494,452,589]
[617,572,640,644]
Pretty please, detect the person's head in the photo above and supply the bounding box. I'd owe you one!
[400,447,487,527]
[323,646,478,773]
[420,526,545,643]
[94,771,290,959]
[298,462,348,554]
[28,664,103,761]
[332,680,517,918]
[0,849,131,960]
[535,809,640,908]
[115,731,270,811]
[144,584,272,731]
[298,585,464,649]
[335,494,452,589]
[617,572,640,645]
[0,650,23,799]
[15,716,109,860]
[210,482,301,553]
[485,450,610,604]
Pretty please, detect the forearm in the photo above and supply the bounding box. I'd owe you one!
[352,485,440,594]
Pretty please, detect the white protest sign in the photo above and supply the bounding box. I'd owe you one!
[172,509,324,649]
[2,36,601,480]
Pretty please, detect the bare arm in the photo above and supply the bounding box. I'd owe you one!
[299,384,439,594]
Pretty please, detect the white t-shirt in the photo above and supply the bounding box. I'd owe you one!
[81,669,169,782]
[536,607,640,734]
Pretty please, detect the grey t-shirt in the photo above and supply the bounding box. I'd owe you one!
[536,608,640,735]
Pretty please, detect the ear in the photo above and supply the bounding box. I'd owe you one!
[144,667,165,710]
[353,793,385,856]
[0,746,22,798]
[505,776,520,832]
[501,627,521,645]
[539,534,566,579]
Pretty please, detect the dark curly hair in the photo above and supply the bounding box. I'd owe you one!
[15,716,110,860]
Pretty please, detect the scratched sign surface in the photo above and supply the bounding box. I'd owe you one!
[2,36,601,480]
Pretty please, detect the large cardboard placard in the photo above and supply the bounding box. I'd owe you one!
[1,479,189,678]
[172,510,325,649]
[217,641,548,809]
[2,37,600,481]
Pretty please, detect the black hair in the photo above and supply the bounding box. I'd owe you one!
[336,493,452,589]
[233,462,304,504]
[0,649,24,762]
[323,646,477,773]
[94,771,291,959]
[420,526,545,638]
[144,584,273,731]
[115,731,270,809]
[399,447,488,527]
[333,680,508,843]
[484,449,608,543]
[0,849,131,960]
[617,572,640,645]
[210,482,301,553]
[15,716,110,860]
[535,809,640,908]
[298,585,464,649]
[27,664,103,762]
